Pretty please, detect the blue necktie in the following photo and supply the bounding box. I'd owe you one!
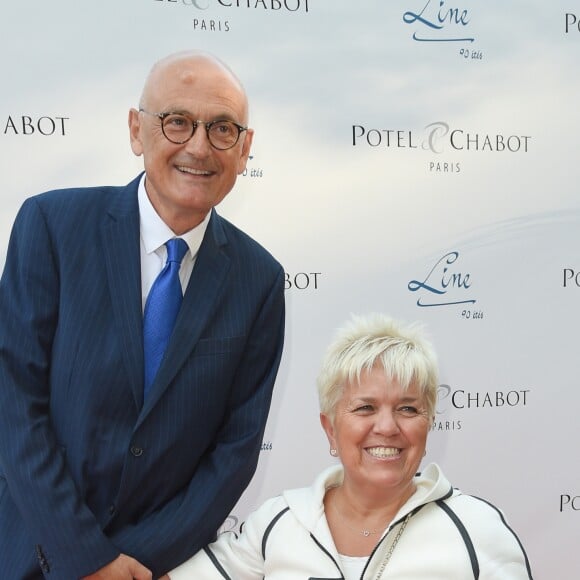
[143,238,188,398]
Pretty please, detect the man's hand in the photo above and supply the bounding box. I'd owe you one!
[82,554,152,579]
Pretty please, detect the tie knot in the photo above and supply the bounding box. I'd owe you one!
[165,238,188,264]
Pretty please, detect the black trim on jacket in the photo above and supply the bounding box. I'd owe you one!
[437,500,480,578]
[262,506,290,559]
[308,533,344,580]
[204,545,231,579]
[470,495,534,579]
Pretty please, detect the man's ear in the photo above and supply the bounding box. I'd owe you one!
[128,108,144,157]
[237,128,254,175]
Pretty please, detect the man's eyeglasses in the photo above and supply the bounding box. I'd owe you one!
[139,109,247,150]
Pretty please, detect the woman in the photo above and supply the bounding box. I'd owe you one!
[168,314,533,579]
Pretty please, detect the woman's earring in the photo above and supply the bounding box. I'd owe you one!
[330,448,338,457]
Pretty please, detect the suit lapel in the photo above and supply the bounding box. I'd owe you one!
[138,210,231,421]
[102,176,144,409]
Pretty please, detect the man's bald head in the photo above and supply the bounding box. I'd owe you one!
[139,50,249,124]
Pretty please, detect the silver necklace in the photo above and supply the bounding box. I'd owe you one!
[375,513,412,579]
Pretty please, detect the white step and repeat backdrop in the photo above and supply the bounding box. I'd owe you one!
[1,1,579,577]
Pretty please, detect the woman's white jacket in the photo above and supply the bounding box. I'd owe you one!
[169,463,533,579]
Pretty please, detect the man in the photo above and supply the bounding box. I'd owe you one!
[0,51,285,579]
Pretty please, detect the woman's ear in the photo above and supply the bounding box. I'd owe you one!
[320,412,336,450]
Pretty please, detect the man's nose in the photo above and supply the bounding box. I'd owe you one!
[183,124,212,156]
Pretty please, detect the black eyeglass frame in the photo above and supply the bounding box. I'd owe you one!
[138,108,248,150]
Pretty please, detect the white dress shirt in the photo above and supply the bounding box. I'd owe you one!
[138,174,211,311]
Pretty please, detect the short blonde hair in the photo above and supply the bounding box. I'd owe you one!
[317,314,438,420]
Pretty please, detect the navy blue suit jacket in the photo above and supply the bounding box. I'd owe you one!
[0,174,285,578]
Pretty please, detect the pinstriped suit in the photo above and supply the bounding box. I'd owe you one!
[0,173,285,579]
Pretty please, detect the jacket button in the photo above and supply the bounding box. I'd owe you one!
[130,446,144,457]
[108,504,116,516]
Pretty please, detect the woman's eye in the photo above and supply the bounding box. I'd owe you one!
[398,406,419,415]
[354,404,374,413]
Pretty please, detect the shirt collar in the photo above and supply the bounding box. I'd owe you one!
[138,174,211,261]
